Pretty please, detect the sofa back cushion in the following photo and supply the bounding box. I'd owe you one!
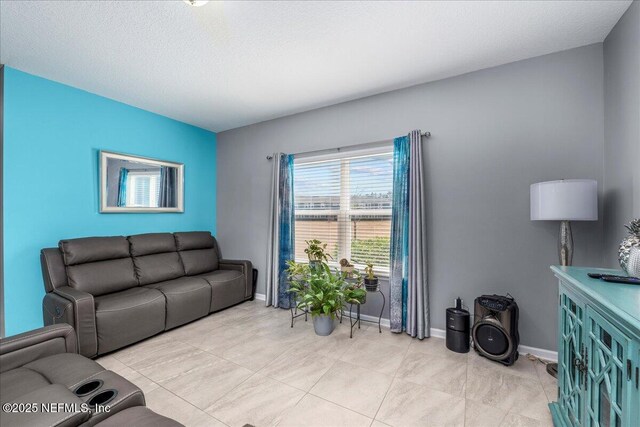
[174,231,219,275]
[59,237,137,296]
[128,233,185,285]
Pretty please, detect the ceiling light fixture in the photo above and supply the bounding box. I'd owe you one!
[183,0,209,7]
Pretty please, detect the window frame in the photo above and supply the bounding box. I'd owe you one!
[293,144,393,277]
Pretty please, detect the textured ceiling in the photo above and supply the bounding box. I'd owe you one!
[0,0,632,132]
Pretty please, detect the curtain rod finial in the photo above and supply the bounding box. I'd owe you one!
[266,155,273,160]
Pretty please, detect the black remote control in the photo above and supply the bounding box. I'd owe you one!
[587,273,620,279]
[601,276,640,285]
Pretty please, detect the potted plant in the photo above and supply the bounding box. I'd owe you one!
[364,262,379,291]
[343,282,367,305]
[339,258,354,277]
[285,260,310,305]
[304,239,332,270]
[293,263,345,335]
[285,259,310,281]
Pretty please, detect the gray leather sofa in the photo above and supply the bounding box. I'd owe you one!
[41,231,253,358]
[0,323,181,427]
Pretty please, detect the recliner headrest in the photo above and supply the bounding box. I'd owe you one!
[59,236,130,266]
[128,233,177,256]
[174,231,216,251]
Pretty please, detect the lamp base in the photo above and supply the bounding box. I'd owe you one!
[559,220,573,266]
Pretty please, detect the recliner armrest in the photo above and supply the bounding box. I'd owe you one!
[0,324,76,373]
[219,259,253,299]
[51,286,98,358]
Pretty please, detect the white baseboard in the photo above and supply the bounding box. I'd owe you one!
[429,327,557,362]
[253,293,557,361]
[343,311,391,328]
[518,344,557,362]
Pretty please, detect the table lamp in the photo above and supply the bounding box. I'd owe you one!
[530,179,598,266]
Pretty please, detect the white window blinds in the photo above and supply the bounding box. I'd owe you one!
[127,171,161,207]
[293,147,393,272]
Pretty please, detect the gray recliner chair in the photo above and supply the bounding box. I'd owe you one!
[41,231,253,358]
[0,324,181,427]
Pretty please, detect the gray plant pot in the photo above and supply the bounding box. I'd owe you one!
[313,314,335,336]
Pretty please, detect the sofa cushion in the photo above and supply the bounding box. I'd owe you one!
[145,277,211,330]
[129,233,185,285]
[24,353,105,389]
[59,236,130,266]
[175,232,220,275]
[0,368,50,404]
[94,288,166,354]
[197,270,245,312]
[178,248,219,276]
[67,258,138,296]
[95,406,184,427]
[129,233,177,256]
[133,253,185,286]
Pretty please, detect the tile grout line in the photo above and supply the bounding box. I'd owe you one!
[126,361,232,427]
[369,335,413,425]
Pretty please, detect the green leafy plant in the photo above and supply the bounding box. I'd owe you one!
[364,262,376,280]
[295,263,345,318]
[343,283,366,305]
[304,239,333,263]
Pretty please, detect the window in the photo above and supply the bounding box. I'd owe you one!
[293,146,393,273]
[126,170,161,207]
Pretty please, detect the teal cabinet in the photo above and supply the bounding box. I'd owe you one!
[550,267,640,427]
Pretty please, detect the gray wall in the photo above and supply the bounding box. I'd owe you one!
[217,44,606,351]
[603,0,640,268]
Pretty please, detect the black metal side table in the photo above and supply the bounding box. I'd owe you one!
[340,287,385,338]
[289,292,307,327]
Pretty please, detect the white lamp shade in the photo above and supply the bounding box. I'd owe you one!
[530,179,598,221]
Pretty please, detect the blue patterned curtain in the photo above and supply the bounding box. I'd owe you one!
[117,168,129,207]
[390,136,409,332]
[277,154,295,308]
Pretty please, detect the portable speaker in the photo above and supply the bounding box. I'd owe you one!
[446,297,470,353]
[472,294,519,366]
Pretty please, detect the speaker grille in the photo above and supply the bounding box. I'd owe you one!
[475,323,510,356]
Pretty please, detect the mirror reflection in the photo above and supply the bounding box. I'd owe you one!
[100,151,184,213]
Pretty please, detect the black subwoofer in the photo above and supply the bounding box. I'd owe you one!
[472,294,519,366]
[446,298,470,353]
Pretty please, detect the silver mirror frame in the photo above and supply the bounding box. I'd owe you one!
[99,150,184,213]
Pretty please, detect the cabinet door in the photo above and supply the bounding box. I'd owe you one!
[559,292,587,426]
[631,347,640,423]
[584,308,631,427]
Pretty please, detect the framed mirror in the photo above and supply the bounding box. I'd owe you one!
[100,151,184,213]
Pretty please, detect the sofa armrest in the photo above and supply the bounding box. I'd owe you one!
[50,286,98,358]
[0,324,76,373]
[219,259,253,299]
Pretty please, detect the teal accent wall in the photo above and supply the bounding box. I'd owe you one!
[2,67,217,336]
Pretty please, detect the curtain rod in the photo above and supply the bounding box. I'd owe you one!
[266,131,430,160]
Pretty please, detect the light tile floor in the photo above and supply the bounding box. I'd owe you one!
[96,300,556,427]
